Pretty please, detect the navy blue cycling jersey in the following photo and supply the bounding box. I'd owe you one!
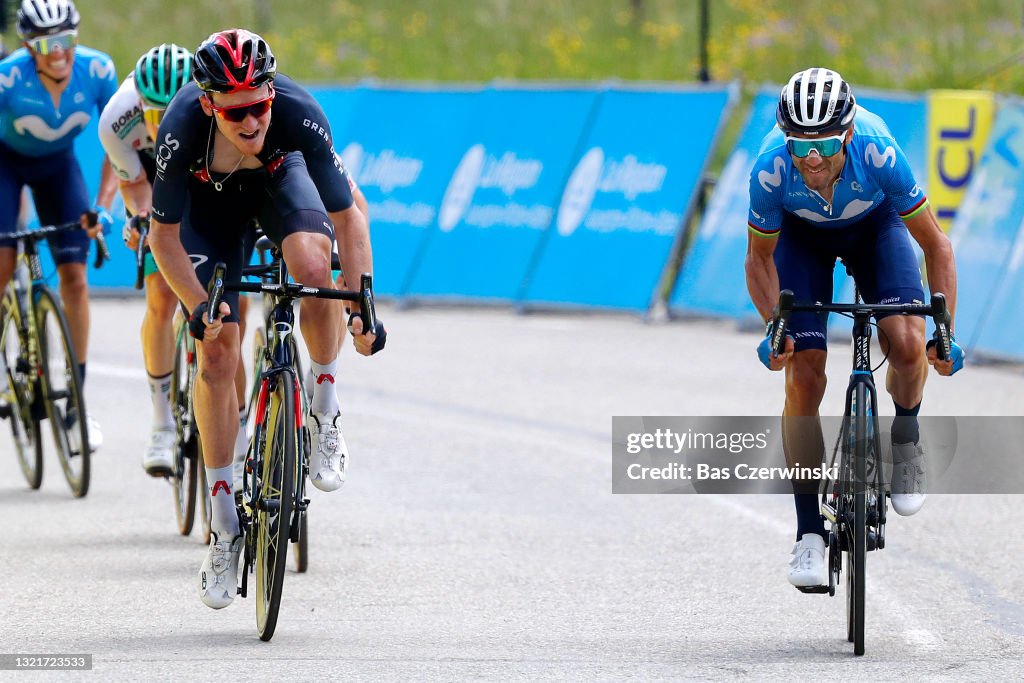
[150,73,354,224]
[748,105,928,236]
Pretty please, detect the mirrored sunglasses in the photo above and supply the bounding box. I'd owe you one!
[785,133,846,159]
[26,30,78,56]
[208,87,275,123]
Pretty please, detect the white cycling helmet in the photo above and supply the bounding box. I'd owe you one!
[776,67,856,135]
[16,0,80,38]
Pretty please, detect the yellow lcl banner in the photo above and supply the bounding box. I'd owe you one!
[927,90,995,232]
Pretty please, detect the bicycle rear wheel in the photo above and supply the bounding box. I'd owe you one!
[290,340,308,574]
[36,287,89,498]
[171,324,198,535]
[1,298,42,488]
[253,368,296,641]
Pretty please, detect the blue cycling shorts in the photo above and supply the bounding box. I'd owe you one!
[773,200,925,353]
[0,143,91,264]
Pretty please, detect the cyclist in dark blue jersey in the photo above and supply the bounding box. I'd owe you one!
[745,68,963,590]
[148,29,382,610]
[0,0,119,449]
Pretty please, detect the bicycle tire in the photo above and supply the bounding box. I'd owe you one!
[36,287,89,497]
[289,336,308,574]
[171,323,198,535]
[850,382,868,655]
[254,368,296,641]
[1,296,43,488]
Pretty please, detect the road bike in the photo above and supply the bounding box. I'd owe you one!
[205,245,374,641]
[0,220,108,497]
[768,288,951,655]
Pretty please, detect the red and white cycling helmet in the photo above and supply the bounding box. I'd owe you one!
[192,29,276,94]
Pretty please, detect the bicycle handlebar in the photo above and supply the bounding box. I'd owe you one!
[82,211,110,269]
[769,289,952,361]
[6,221,108,269]
[132,215,151,290]
[204,261,377,332]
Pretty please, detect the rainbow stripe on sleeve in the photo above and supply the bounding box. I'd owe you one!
[899,196,929,220]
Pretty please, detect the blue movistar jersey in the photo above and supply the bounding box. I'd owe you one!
[0,45,118,157]
[747,105,928,236]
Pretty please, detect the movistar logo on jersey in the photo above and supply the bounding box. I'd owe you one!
[758,156,786,192]
[864,142,896,169]
[0,66,23,93]
[89,59,116,81]
[13,112,90,142]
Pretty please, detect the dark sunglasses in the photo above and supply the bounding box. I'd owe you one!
[207,86,275,123]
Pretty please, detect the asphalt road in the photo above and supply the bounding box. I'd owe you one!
[2,299,1023,679]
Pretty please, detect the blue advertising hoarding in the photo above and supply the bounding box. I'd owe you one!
[338,85,483,296]
[954,99,1024,358]
[402,85,600,301]
[522,83,736,311]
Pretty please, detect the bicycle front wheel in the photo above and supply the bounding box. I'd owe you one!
[36,287,89,498]
[171,323,198,535]
[846,382,868,655]
[253,368,296,641]
[1,296,42,488]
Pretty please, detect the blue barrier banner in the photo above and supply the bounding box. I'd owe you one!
[338,86,483,296]
[670,89,775,319]
[522,83,736,310]
[671,86,928,323]
[954,100,1024,358]
[403,85,599,301]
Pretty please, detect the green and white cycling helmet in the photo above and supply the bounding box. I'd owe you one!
[134,43,193,108]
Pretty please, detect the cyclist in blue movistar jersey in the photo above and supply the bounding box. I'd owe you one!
[745,68,963,591]
[0,0,119,448]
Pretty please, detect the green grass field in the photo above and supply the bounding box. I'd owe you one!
[4,0,1023,92]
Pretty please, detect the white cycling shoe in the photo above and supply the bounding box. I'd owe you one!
[308,412,348,492]
[198,531,243,609]
[66,409,102,454]
[143,428,176,478]
[891,441,927,516]
[788,534,828,590]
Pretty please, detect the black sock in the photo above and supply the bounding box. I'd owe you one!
[794,489,825,541]
[78,363,86,388]
[892,401,921,445]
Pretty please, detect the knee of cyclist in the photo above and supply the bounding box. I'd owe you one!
[199,346,239,384]
[288,256,331,286]
[787,363,827,402]
[58,267,88,291]
[886,338,925,372]
[147,281,178,319]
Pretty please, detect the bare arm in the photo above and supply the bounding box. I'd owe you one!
[745,231,781,323]
[904,206,957,330]
[95,156,120,211]
[149,219,208,313]
[118,171,153,217]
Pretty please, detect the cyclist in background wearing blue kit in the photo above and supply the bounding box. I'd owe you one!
[0,0,119,448]
[744,68,963,590]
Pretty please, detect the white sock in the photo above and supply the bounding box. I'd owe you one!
[309,359,340,415]
[233,408,248,460]
[206,465,239,536]
[148,372,174,431]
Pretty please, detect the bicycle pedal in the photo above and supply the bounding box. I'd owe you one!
[796,585,830,594]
